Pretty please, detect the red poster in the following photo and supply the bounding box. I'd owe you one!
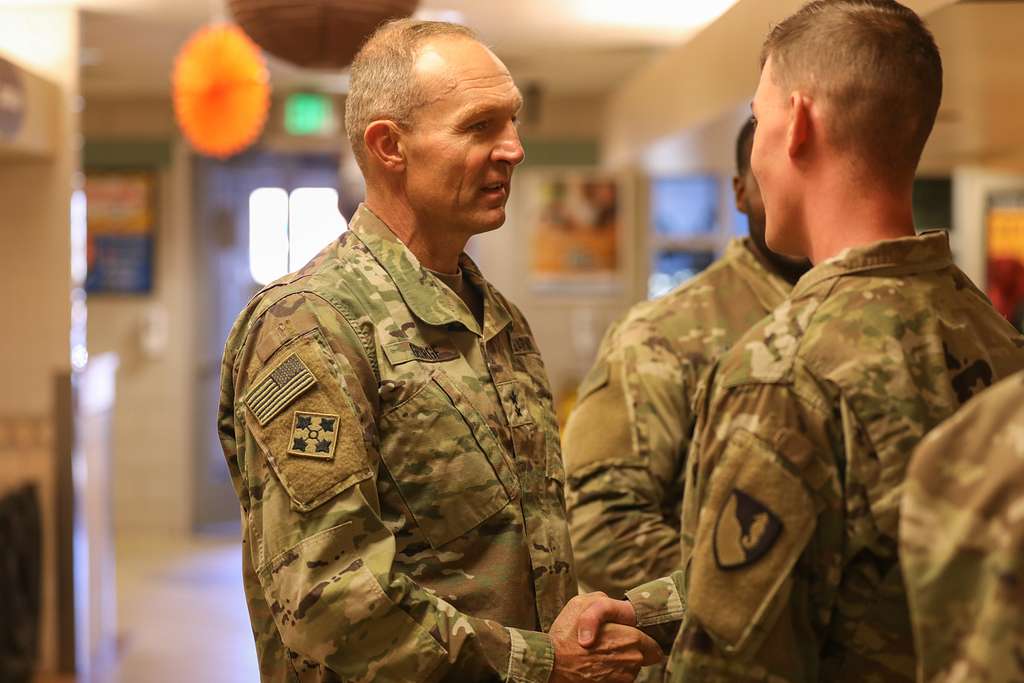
[986,192,1024,332]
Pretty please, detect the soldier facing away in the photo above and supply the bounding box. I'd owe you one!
[218,20,659,683]
[577,2,1024,682]
[901,369,1024,683]
[562,118,810,607]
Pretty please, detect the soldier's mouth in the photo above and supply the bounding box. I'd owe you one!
[481,182,508,199]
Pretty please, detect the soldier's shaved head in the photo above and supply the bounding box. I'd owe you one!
[761,0,942,180]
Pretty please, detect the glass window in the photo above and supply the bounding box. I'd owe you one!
[288,188,346,271]
[249,188,289,286]
[651,176,719,237]
[648,250,716,298]
[248,187,347,285]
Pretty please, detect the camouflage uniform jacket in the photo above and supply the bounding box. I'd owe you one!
[218,205,576,683]
[901,369,1024,683]
[563,239,791,597]
[625,231,1024,682]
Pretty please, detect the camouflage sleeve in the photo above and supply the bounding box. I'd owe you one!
[668,377,842,682]
[901,371,1024,683]
[237,294,553,683]
[625,573,687,627]
[562,321,691,597]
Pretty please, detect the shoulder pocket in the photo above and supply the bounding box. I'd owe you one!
[563,360,636,476]
[575,362,610,404]
[244,328,373,512]
[688,428,816,654]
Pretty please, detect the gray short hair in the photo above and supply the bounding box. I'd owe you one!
[344,19,478,170]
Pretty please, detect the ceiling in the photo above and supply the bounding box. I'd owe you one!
[79,0,737,97]
[918,1,1024,171]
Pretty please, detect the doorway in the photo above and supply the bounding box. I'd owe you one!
[191,150,342,532]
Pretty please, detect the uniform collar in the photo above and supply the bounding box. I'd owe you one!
[791,230,954,299]
[725,238,793,308]
[347,204,512,340]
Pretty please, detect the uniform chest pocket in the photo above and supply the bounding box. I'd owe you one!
[378,370,518,549]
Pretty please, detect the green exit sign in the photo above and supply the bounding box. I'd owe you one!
[285,92,332,136]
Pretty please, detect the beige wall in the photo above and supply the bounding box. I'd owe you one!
[83,94,177,138]
[519,93,607,140]
[82,97,196,535]
[0,5,80,674]
[0,7,78,416]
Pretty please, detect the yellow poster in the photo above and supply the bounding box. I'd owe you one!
[530,175,619,278]
[987,206,1024,262]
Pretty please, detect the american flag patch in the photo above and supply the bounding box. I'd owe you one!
[245,354,317,426]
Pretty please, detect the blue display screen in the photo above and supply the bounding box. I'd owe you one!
[651,176,720,237]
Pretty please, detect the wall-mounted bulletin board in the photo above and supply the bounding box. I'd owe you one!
[523,169,631,296]
[84,171,156,294]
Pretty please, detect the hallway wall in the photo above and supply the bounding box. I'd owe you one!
[83,97,197,535]
[0,5,80,674]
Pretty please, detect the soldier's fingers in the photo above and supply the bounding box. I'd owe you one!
[577,598,638,647]
[567,590,606,611]
[635,631,664,666]
[597,624,662,666]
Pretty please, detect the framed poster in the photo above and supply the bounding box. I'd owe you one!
[986,190,1024,332]
[85,172,156,294]
[523,169,630,294]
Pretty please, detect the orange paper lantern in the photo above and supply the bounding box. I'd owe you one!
[173,25,271,159]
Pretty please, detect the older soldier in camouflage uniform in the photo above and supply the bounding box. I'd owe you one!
[218,20,659,683]
[577,2,1024,682]
[901,370,1024,683]
[563,119,809,603]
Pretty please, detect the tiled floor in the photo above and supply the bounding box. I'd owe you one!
[103,534,259,683]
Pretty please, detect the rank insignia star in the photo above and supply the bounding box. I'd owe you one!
[713,488,783,571]
[287,411,340,459]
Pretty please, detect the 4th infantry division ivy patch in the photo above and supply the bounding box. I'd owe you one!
[287,411,339,459]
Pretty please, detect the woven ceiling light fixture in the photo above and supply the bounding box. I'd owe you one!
[228,0,420,69]
[172,24,271,158]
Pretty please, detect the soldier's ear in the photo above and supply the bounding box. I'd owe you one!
[786,92,811,160]
[732,175,746,213]
[364,120,406,172]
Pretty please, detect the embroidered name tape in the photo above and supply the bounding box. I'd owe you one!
[245,353,317,426]
[511,335,538,355]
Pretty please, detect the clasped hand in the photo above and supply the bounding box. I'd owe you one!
[548,592,663,683]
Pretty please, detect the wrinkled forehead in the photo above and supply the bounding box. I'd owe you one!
[412,37,522,113]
